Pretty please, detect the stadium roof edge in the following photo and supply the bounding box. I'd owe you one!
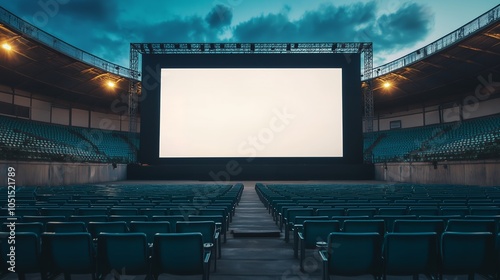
[371,4,500,80]
[0,6,136,81]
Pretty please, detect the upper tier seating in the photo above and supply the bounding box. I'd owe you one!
[0,115,138,163]
[366,114,500,163]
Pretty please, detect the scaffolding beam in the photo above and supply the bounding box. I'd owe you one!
[129,42,374,163]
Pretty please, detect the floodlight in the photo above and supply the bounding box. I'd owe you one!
[2,43,12,51]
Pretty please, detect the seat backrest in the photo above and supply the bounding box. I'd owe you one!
[469,207,500,216]
[441,231,496,275]
[302,220,340,249]
[326,232,382,277]
[383,232,438,276]
[0,232,41,273]
[169,207,198,217]
[46,221,87,233]
[293,216,329,225]
[151,215,187,232]
[378,207,407,215]
[316,208,346,217]
[346,208,377,217]
[408,207,440,216]
[109,208,139,215]
[286,208,315,223]
[176,221,215,244]
[40,207,76,217]
[87,221,128,238]
[13,208,39,216]
[373,215,417,232]
[445,219,496,233]
[140,208,168,217]
[440,207,470,217]
[188,215,225,232]
[393,219,444,235]
[41,232,95,275]
[2,222,44,236]
[22,215,66,225]
[152,233,205,276]
[107,215,149,224]
[129,221,170,244]
[97,232,149,276]
[199,209,226,218]
[343,219,385,235]
[68,215,107,224]
[78,207,109,215]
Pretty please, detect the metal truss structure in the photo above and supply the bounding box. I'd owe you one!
[129,42,374,161]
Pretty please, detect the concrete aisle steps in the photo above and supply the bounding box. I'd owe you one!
[212,182,323,280]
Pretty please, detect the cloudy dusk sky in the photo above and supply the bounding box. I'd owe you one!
[1,1,498,68]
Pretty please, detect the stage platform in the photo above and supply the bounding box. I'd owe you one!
[127,163,374,181]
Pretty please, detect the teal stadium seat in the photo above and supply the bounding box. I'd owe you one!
[152,233,211,280]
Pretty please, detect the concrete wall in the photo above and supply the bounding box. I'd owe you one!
[373,97,500,132]
[0,161,127,186]
[0,84,139,132]
[375,160,500,186]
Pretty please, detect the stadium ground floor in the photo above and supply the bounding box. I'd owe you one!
[2,181,498,280]
[1,159,500,187]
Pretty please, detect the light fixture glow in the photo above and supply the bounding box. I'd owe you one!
[383,82,391,88]
[106,81,116,88]
[2,43,12,51]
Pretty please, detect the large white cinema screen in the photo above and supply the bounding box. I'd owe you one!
[159,68,343,158]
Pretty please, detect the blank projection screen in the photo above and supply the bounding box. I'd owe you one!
[159,68,343,158]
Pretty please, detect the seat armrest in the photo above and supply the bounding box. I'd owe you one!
[297,232,305,241]
[318,250,328,262]
[204,251,212,264]
[319,250,328,280]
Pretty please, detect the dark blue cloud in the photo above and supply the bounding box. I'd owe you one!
[0,1,434,67]
[232,2,434,52]
[372,3,434,49]
[231,13,297,42]
[205,4,233,29]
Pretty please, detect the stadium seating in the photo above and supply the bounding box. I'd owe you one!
[320,232,383,280]
[152,233,211,280]
[0,115,138,163]
[96,232,150,279]
[367,114,500,163]
[41,232,97,279]
[0,232,43,280]
[382,232,439,279]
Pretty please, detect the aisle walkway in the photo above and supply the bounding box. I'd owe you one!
[213,182,320,280]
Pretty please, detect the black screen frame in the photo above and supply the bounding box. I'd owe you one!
[139,52,362,169]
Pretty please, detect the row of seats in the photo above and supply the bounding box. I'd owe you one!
[0,183,244,271]
[256,183,500,279]
[366,113,500,163]
[1,220,219,245]
[0,115,138,163]
[2,213,229,242]
[1,207,234,218]
[2,183,243,205]
[294,218,500,266]
[319,231,500,280]
[0,231,211,280]
[256,183,500,236]
[257,183,500,202]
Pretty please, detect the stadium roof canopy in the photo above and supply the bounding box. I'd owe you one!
[0,7,133,111]
[371,5,500,112]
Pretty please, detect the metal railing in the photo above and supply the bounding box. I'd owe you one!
[371,4,500,79]
[0,6,134,79]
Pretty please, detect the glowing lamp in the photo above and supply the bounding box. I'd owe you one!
[2,43,12,51]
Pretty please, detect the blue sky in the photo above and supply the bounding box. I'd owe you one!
[1,0,498,67]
